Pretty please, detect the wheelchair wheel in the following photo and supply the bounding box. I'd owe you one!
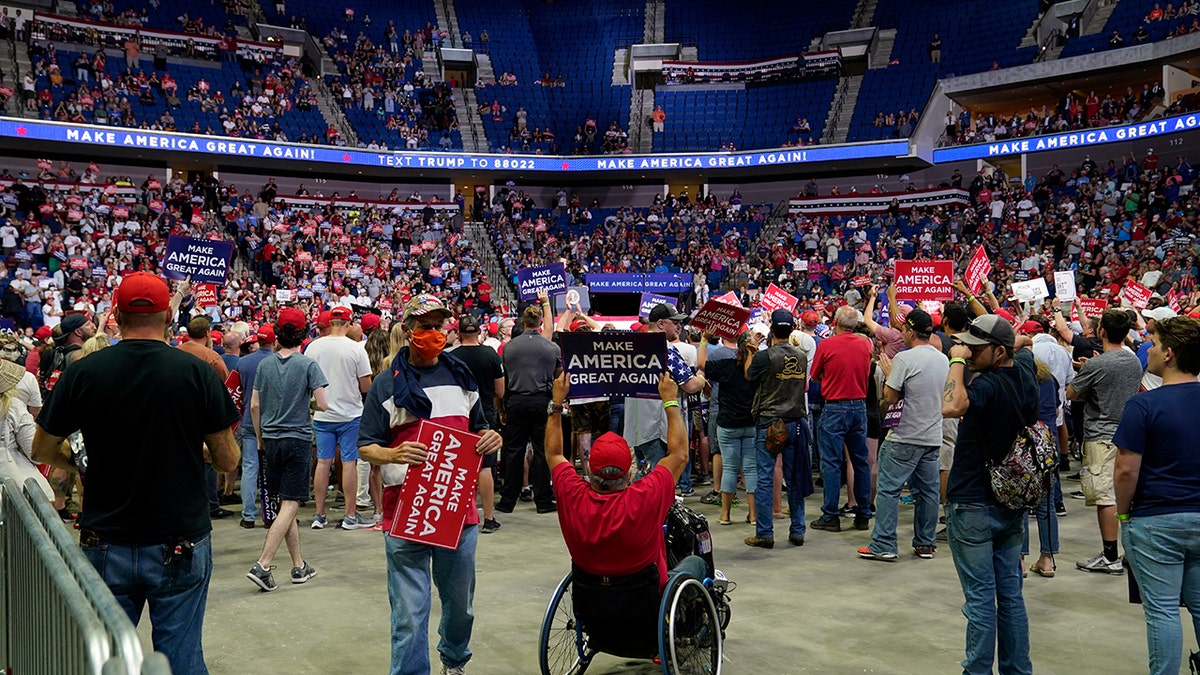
[659,576,722,675]
[539,572,594,675]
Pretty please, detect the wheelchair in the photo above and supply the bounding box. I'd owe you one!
[538,502,734,675]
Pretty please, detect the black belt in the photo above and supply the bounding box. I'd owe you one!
[826,398,866,403]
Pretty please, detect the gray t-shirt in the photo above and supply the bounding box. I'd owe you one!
[502,332,560,395]
[254,352,328,441]
[885,344,949,446]
[1070,347,1143,442]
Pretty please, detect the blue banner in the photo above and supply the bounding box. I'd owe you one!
[516,262,568,301]
[932,112,1200,163]
[161,235,233,285]
[588,273,693,293]
[639,293,677,319]
[0,118,910,174]
[560,332,668,400]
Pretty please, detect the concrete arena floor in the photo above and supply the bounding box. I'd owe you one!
[141,475,1168,674]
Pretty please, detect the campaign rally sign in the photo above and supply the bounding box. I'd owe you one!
[553,287,592,314]
[389,420,483,550]
[760,283,798,313]
[638,292,677,319]
[893,260,954,301]
[852,275,871,288]
[68,257,88,270]
[225,370,242,430]
[516,262,568,301]
[1053,271,1077,301]
[559,331,668,400]
[161,235,233,284]
[194,283,218,308]
[965,247,992,295]
[1011,278,1050,302]
[275,288,292,303]
[1079,297,1108,318]
[690,298,752,341]
[1122,280,1153,309]
[714,291,743,307]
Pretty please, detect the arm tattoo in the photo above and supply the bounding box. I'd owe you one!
[943,379,956,403]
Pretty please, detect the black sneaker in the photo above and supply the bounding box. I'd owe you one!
[913,545,935,559]
[247,562,277,592]
[291,561,317,584]
[518,487,534,503]
[787,535,805,547]
[210,508,235,520]
[494,502,515,514]
[1069,490,1086,500]
[536,503,558,514]
[700,490,721,505]
[810,516,841,532]
[481,518,501,534]
[677,487,696,497]
[239,519,255,529]
[1066,472,1081,481]
[853,515,870,531]
[219,493,241,505]
[1056,503,1067,517]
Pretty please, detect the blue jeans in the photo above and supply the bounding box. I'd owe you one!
[753,420,812,540]
[82,536,213,675]
[1122,512,1200,675]
[240,429,259,522]
[868,440,939,555]
[817,400,872,519]
[385,525,478,675]
[1021,499,1059,556]
[716,425,756,495]
[946,503,1032,675]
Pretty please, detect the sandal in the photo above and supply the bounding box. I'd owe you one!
[1029,563,1056,578]
[718,517,732,526]
[746,514,752,524]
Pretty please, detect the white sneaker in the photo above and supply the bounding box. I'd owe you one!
[339,513,374,530]
[311,514,327,530]
[441,666,466,675]
[1076,552,1124,575]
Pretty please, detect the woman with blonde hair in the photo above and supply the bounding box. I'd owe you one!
[0,359,53,502]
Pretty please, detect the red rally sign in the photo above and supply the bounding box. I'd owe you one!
[893,260,954,301]
[759,283,798,313]
[964,246,991,295]
[388,420,483,550]
[690,298,752,341]
[1078,297,1108,318]
[1122,280,1152,309]
[194,283,219,307]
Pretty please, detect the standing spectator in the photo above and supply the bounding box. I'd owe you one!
[357,295,502,675]
[743,309,812,548]
[810,305,873,533]
[858,309,948,562]
[306,305,373,530]
[699,330,758,528]
[496,299,560,514]
[1115,317,1200,675]
[928,33,943,63]
[449,314,505,533]
[178,315,233,521]
[941,314,1037,675]
[33,272,240,675]
[651,105,666,133]
[246,308,327,592]
[1067,309,1143,575]
[235,324,276,529]
[124,33,141,71]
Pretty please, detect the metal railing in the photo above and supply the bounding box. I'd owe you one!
[0,477,172,675]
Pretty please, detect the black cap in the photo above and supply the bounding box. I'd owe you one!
[904,308,935,336]
[459,315,481,334]
[770,309,795,329]
[648,303,687,323]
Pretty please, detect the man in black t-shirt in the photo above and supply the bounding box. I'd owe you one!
[34,272,239,675]
[450,314,505,533]
[941,314,1038,675]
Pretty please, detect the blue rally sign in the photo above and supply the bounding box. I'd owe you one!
[161,235,234,284]
[639,293,677,319]
[516,262,568,301]
[560,332,668,400]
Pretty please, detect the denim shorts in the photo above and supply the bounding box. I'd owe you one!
[263,436,313,502]
[314,419,361,462]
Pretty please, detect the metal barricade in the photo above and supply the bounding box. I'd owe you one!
[0,477,111,674]
[21,478,146,673]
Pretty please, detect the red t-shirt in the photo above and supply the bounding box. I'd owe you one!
[810,332,872,401]
[553,462,674,591]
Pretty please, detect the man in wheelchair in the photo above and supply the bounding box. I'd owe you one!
[545,371,709,592]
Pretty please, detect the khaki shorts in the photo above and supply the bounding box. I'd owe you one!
[1081,439,1117,507]
[939,418,958,472]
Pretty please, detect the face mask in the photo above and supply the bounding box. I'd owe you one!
[409,328,446,360]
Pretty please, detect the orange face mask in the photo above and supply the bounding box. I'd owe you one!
[409,329,446,360]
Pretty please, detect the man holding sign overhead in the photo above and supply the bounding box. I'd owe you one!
[357,294,502,675]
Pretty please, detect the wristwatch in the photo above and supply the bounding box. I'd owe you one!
[547,402,564,415]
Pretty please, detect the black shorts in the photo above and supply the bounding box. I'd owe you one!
[570,401,610,435]
[482,450,497,469]
[263,437,312,502]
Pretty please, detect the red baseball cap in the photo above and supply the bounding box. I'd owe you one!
[487,322,499,336]
[800,310,819,327]
[256,323,276,343]
[570,318,589,332]
[277,307,307,331]
[34,326,52,341]
[329,306,353,321]
[361,313,381,334]
[1019,320,1044,335]
[588,432,632,478]
[210,330,222,343]
[316,311,332,329]
[116,272,170,313]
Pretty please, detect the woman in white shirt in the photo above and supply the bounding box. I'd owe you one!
[0,359,52,501]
